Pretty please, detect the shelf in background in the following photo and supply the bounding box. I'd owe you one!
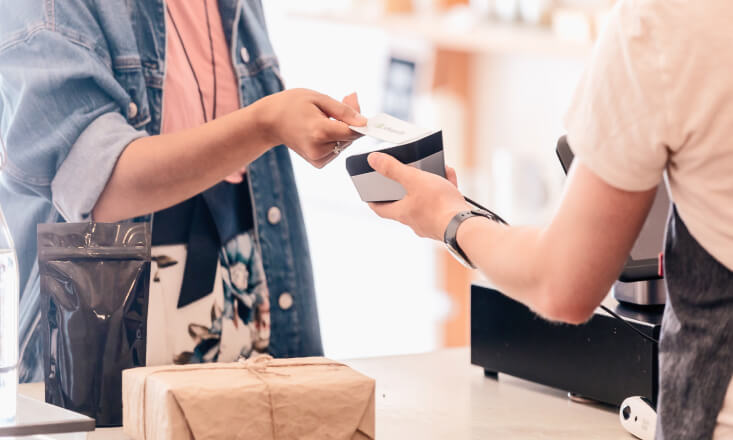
[290,10,592,58]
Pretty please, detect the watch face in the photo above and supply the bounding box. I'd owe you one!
[445,243,475,269]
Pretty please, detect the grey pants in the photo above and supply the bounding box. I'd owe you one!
[657,207,733,439]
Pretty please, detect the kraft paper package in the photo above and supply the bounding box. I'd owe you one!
[122,356,376,440]
[38,222,151,427]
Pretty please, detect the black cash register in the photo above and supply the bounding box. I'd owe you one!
[470,136,668,407]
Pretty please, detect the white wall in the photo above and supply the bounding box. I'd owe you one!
[473,53,585,225]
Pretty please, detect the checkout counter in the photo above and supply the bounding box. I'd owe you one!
[15,348,630,439]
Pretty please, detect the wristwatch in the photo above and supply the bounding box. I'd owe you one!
[443,209,504,269]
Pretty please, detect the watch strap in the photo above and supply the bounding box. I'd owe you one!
[444,211,478,269]
[444,209,504,269]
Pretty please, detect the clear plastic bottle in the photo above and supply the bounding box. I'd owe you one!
[0,136,18,421]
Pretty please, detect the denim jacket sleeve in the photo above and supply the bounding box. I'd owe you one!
[0,27,147,222]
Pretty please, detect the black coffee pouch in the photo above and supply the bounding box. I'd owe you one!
[38,222,150,427]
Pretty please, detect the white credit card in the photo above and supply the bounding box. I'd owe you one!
[349,113,432,145]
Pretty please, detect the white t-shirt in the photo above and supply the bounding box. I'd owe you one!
[563,0,733,434]
[565,0,733,273]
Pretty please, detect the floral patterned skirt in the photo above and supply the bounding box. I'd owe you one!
[146,230,270,366]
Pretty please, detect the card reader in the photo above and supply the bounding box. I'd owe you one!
[346,130,446,202]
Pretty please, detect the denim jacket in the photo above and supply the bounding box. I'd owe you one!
[0,0,323,382]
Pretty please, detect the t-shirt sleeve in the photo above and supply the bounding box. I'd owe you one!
[564,0,670,192]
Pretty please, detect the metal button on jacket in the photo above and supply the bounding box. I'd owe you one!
[240,47,250,63]
[278,292,294,310]
[267,206,282,225]
[128,102,138,119]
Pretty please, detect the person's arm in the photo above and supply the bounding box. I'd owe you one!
[366,153,656,324]
[0,27,364,224]
[93,89,365,222]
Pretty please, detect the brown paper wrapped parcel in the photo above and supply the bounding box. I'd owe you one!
[122,356,375,440]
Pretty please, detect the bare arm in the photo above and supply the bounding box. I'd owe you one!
[94,103,269,222]
[455,163,656,323]
[93,89,365,222]
[367,153,657,324]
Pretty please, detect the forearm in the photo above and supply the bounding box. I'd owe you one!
[93,88,366,222]
[457,219,537,298]
[93,101,274,222]
[457,218,620,323]
[367,153,657,325]
[456,176,654,324]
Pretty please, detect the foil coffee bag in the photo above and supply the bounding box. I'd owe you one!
[38,222,150,427]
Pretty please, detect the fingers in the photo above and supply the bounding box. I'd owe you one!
[224,166,247,184]
[302,122,360,164]
[342,92,362,115]
[309,152,338,169]
[318,119,363,144]
[315,94,367,126]
[299,135,355,165]
[224,173,244,184]
[301,91,364,162]
[446,166,458,187]
[303,141,353,168]
[367,152,419,188]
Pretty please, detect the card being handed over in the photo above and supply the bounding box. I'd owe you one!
[346,113,446,203]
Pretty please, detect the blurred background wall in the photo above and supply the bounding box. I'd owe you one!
[262,0,612,359]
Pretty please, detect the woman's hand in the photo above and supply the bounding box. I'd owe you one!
[367,152,470,241]
[256,88,366,169]
[224,92,363,183]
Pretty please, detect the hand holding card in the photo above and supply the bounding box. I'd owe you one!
[257,89,366,169]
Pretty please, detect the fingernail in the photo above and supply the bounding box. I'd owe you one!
[355,113,367,124]
[367,153,379,168]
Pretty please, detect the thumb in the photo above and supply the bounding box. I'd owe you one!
[446,166,458,187]
[315,94,367,126]
[342,92,362,114]
[368,152,417,187]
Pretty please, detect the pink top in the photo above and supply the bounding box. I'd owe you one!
[162,0,240,135]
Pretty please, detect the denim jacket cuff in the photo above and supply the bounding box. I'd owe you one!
[51,112,147,222]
